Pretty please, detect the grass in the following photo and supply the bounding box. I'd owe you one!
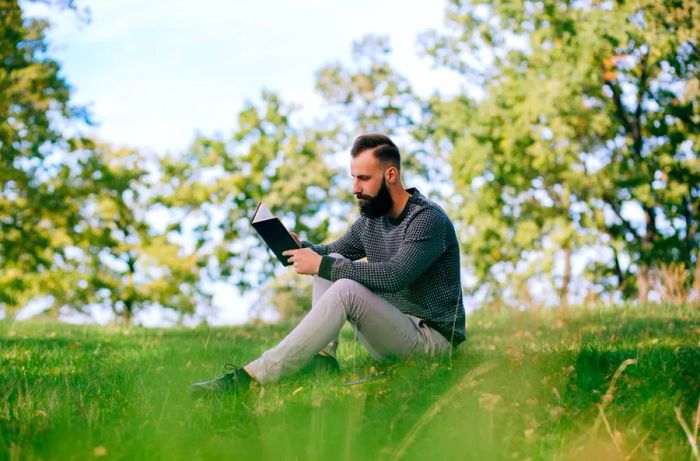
[1,303,699,460]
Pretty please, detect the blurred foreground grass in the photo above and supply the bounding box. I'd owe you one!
[1,304,699,460]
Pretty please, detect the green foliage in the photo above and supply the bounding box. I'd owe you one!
[1,304,698,459]
[157,91,338,294]
[0,2,208,320]
[257,270,312,322]
[0,0,80,307]
[315,35,448,191]
[421,0,699,302]
[58,141,210,321]
[316,35,417,134]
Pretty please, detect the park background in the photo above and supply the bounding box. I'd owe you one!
[3,0,698,326]
[1,0,699,460]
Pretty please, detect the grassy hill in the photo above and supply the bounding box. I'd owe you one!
[1,304,699,460]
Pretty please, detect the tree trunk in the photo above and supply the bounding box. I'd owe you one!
[124,300,133,324]
[125,254,136,324]
[637,264,650,304]
[694,258,700,307]
[559,248,571,309]
[637,206,656,304]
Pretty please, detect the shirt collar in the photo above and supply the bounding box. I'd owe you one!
[386,187,419,225]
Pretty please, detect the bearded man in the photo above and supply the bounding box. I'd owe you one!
[191,134,466,393]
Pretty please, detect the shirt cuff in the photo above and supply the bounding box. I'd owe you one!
[318,255,335,280]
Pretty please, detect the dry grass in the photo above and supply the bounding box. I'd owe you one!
[659,262,690,305]
[590,358,637,455]
[675,396,700,461]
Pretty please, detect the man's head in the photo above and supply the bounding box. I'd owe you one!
[350,134,402,218]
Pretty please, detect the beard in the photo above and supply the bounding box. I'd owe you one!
[357,179,394,218]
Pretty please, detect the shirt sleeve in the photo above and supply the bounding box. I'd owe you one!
[301,218,366,260]
[318,207,447,293]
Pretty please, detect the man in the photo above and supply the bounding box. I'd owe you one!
[191,134,466,394]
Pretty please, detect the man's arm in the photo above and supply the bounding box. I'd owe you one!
[318,208,446,293]
[299,218,366,261]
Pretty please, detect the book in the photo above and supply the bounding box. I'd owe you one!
[251,203,301,266]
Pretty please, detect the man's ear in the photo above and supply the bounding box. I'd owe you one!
[385,166,399,184]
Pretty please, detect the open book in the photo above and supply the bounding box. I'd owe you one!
[251,203,301,266]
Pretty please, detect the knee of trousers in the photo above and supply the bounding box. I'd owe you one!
[326,278,367,314]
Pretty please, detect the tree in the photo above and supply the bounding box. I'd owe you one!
[157,91,338,318]
[1,1,207,322]
[0,0,88,310]
[315,36,448,194]
[421,0,699,303]
[53,141,211,323]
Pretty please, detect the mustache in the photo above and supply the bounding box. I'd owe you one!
[355,194,372,200]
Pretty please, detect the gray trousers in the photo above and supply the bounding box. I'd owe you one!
[246,254,451,384]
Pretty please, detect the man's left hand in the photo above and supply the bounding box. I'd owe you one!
[282,248,322,275]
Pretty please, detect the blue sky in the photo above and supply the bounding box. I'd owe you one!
[28,0,461,153]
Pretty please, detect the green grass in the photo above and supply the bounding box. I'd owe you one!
[1,304,699,460]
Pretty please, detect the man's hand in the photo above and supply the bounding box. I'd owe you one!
[290,232,302,247]
[283,248,322,276]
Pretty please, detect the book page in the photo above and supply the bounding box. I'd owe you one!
[252,203,275,223]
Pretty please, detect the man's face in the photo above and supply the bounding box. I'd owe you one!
[350,149,394,218]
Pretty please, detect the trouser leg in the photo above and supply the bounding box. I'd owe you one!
[312,256,343,358]
[246,278,448,384]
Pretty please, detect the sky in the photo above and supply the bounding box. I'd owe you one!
[27,0,462,154]
[18,0,468,325]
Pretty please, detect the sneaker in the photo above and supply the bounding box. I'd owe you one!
[190,364,252,397]
[308,353,340,374]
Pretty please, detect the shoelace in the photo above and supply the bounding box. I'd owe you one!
[222,362,253,386]
[217,363,244,387]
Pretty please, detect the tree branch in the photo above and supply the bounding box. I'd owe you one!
[602,193,641,242]
[605,79,636,141]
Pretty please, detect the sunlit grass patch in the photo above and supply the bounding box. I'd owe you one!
[1,304,698,460]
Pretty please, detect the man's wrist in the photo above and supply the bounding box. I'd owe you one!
[314,254,322,275]
[318,255,335,280]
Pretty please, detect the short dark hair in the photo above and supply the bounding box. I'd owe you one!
[350,133,401,170]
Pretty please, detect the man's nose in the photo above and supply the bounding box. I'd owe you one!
[352,180,361,196]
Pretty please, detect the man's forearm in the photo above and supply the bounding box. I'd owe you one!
[317,239,443,294]
[301,240,332,256]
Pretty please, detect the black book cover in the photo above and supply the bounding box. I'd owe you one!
[251,203,300,266]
